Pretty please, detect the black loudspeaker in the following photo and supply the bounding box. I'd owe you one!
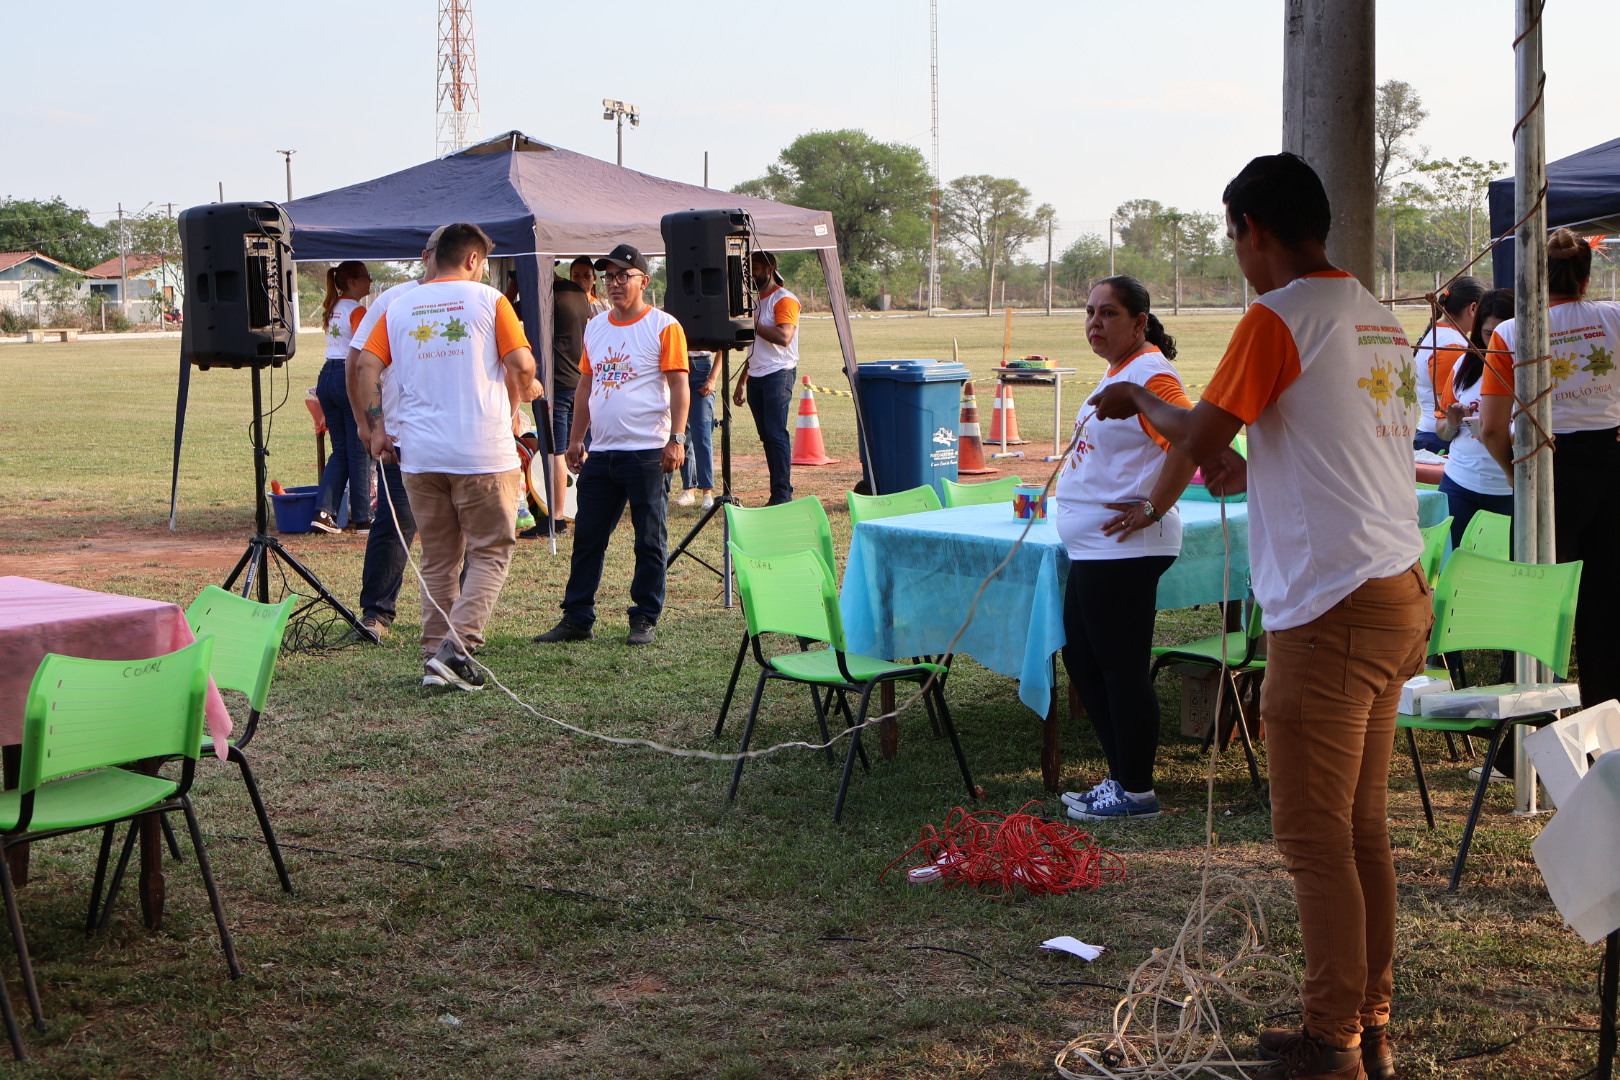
[180,202,297,369]
[660,209,755,351]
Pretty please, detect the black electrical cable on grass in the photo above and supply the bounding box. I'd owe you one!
[205,832,1127,994]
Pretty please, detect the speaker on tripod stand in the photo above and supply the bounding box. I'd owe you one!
[174,201,370,640]
[660,210,755,600]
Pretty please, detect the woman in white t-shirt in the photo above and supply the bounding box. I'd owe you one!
[313,260,373,534]
[1055,276,1197,822]
[1436,287,1514,548]
[1411,277,1486,454]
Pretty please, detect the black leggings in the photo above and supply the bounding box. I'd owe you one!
[1061,555,1175,793]
[1554,429,1620,708]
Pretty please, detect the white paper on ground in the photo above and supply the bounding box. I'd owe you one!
[1040,936,1105,961]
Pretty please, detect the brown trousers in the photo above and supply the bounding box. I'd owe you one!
[1262,563,1432,1049]
[401,469,522,660]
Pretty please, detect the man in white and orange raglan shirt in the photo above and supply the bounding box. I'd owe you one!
[533,243,689,647]
[353,222,541,692]
[1091,154,1430,1080]
[732,249,799,505]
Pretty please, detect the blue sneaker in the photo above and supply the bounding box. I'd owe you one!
[1060,778,1121,814]
[1067,786,1161,821]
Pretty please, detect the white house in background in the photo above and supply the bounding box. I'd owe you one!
[83,253,184,312]
[0,251,90,312]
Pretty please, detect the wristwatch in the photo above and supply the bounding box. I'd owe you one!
[1141,500,1162,522]
[671,432,688,445]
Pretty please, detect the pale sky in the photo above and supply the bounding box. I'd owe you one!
[6,0,1617,257]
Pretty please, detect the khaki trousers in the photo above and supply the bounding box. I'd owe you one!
[1262,563,1432,1049]
[401,469,522,660]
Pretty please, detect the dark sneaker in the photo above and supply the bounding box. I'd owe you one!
[519,520,568,539]
[1255,1029,1366,1079]
[1263,1026,1392,1080]
[626,617,656,646]
[1060,778,1121,814]
[533,619,592,643]
[309,510,342,534]
[1067,786,1161,821]
[344,521,372,537]
[425,643,485,692]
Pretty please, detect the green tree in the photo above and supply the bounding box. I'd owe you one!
[1375,79,1428,198]
[733,129,932,282]
[1058,233,1108,295]
[0,196,114,269]
[1114,198,1171,259]
[940,175,1054,313]
[1413,156,1507,266]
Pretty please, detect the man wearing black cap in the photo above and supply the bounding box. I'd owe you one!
[534,243,690,646]
[732,249,799,504]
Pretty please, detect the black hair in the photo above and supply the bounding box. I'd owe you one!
[1093,274,1177,361]
[321,260,368,327]
[1222,152,1332,248]
[1415,276,1487,410]
[1547,227,1594,297]
[432,222,494,269]
[1455,287,1515,394]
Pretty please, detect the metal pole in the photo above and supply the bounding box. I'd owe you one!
[616,114,623,166]
[278,150,296,201]
[1108,217,1115,276]
[117,203,127,322]
[1045,219,1054,315]
[704,151,709,188]
[1511,0,1552,814]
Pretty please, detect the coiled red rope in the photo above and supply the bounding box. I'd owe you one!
[882,801,1127,899]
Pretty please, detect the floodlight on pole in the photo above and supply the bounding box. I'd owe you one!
[602,98,640,166]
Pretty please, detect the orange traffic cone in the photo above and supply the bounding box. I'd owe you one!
[987,379,1028,445]
[956,379,996,475]
[791,376,840,466]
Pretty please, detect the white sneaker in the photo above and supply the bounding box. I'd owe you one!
[1468,765,1510,783]
[700,493,715,510]
[673,489,697,507]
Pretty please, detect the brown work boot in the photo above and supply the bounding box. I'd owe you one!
[1254,1028,1366,1079]
[1261,1025,1394,1080]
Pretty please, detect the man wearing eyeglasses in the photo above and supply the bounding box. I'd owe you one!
[535,243,691,647]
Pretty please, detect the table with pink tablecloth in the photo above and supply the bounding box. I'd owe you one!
[0,576,233,756]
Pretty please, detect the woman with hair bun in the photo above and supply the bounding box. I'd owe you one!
[1481,229,1620,708]
[313,260,373,534]
[1412,276,1487,454]
[1055,275,1197,822]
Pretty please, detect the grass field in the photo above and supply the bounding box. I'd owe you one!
[0,310,1606,1080]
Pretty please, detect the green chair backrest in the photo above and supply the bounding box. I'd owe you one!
[1458,510,1510,562]
[185,586,296,712]
[941,475,1023,508]
[1420,517,1453,586]
[1429,549,1582,677]
[846,485,942,526]
[723,497,836,574]
[18,637,214,794]
[728,543,844,651]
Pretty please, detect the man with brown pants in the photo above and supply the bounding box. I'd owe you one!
[1091,153,1430,1080]
[354,222,540,690]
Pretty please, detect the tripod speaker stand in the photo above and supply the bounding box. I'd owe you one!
[665,348,741,606]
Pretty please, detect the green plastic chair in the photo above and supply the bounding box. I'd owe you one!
[845,484,941,525]
[726,543,976,821]
[940,475,1022,508]
[2,638,241,1048]
[1150,596,1266,794]
[183,585,297,892]
[1396,549,1582,889]
[716,499,838,739]
[1458,509,1510,561]
[1420,516,1453,587]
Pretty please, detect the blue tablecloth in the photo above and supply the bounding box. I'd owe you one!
[840,492,1448,718]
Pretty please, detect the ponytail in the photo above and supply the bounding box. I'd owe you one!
[320,266,341,328]
[1145,313,1177,361]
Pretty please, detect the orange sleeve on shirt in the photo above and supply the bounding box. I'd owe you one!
[1200,304,1301,423]
[1139,372,1192,451]
[363,313,392,367]
[659,322,690,372]
[579,345,591,377]
[773,296,801,326]
[1481,331,1514,397]
[1430,347,1462,416]
[494,295,530,357]
[348,305,366,335]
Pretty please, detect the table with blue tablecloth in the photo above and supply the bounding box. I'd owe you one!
[840,492,1448,788]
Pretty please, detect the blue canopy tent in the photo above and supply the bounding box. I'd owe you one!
[1489,135,1620,287]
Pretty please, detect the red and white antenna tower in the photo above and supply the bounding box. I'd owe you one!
[436,0,481,157]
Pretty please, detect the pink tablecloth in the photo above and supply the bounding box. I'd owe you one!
[0,576,233,758]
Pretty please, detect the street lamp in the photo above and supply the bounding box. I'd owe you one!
[277,149,296,202]
[602,99,639,166]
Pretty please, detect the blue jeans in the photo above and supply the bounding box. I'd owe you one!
[316,358,373,523]
[359,460,417,624]
[1412,430,1449,455]
[1438,472,1513,551]
[746,367,794,504]
[538,385,574,455]
[681,355,715,491]
[560,448,668,626]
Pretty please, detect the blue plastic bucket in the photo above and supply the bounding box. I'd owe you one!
[269,485,319,533]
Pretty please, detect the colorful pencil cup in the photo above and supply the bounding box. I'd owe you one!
[1012,484,1047,520]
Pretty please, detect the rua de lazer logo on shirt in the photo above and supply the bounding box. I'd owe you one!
[594,348,636,395]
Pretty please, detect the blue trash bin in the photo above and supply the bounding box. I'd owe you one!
[855,359,970,500]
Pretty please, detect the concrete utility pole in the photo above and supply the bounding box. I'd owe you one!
[1283,0,1376,289]
[278,150,296,201]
